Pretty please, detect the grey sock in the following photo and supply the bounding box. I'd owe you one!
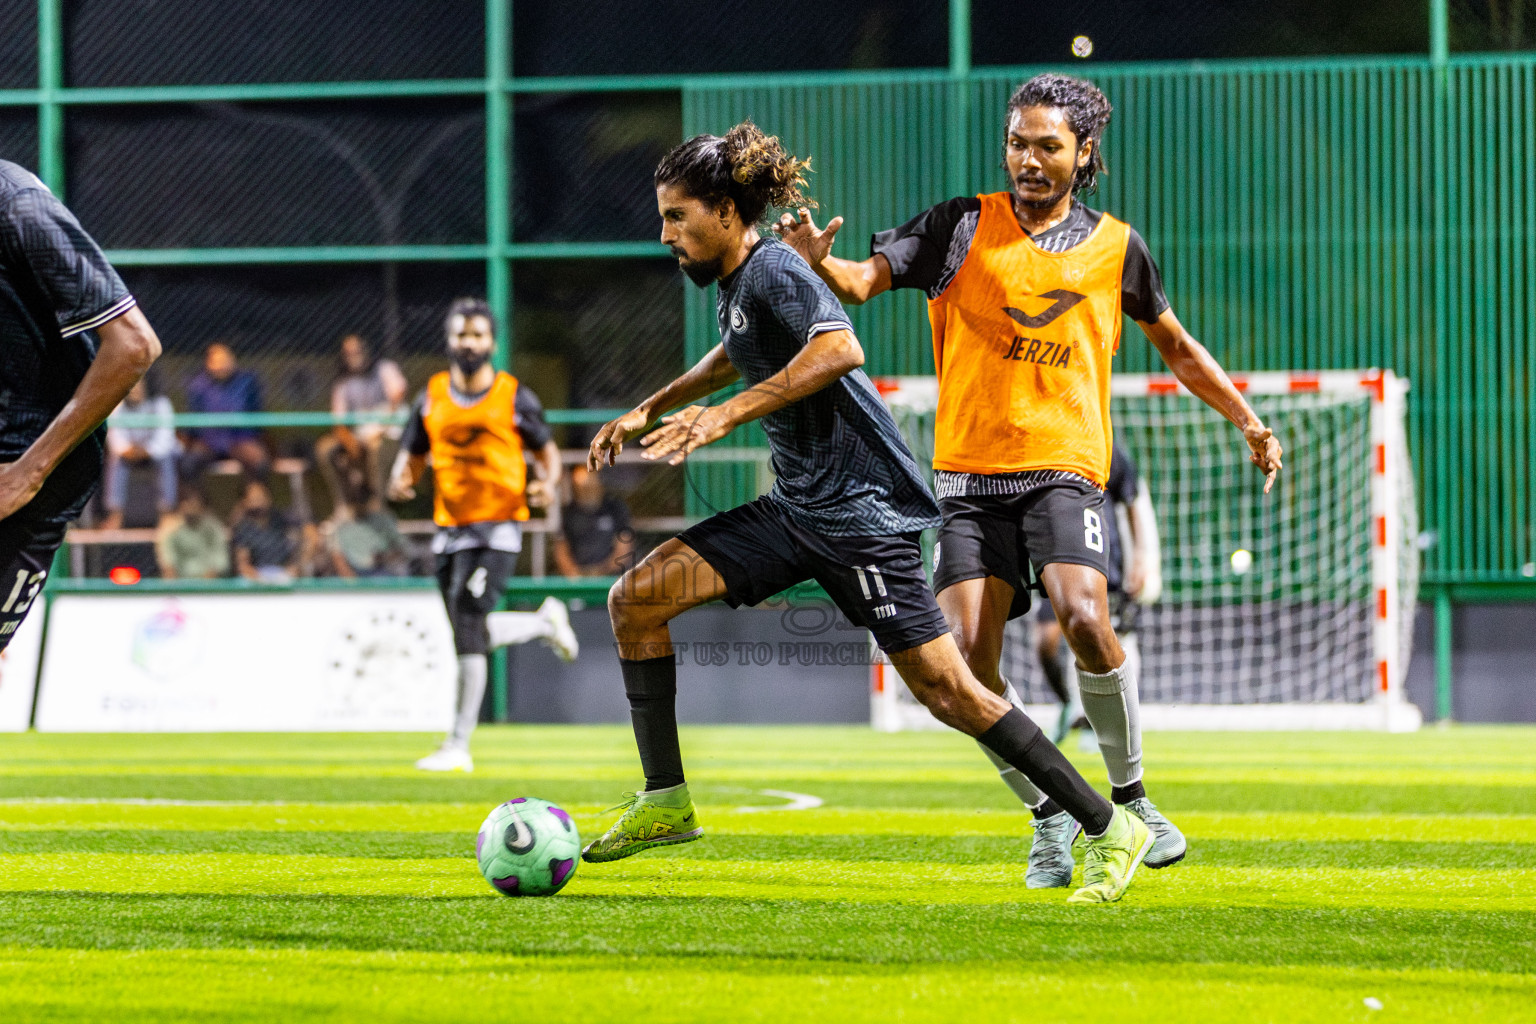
[976,680,1049,810]
[449,654,489,746]
[1077,660,1142,789]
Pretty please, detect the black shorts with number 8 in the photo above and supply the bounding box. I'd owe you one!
[931,476,1110,622]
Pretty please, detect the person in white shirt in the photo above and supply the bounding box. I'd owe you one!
[103,376,179,528]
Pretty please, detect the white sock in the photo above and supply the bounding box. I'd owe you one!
[976,680,1051,812]
[486,610,553,650]
[449,654,489,745]
[1077,659,1143,791]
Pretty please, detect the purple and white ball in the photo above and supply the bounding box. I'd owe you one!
[474,797,581,897]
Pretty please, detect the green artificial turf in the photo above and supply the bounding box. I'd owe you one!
[1,726,1533,1022]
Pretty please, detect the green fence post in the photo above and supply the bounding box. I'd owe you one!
[1429,0,1449,65]
[947,0,971,198]
[487,0,513,723]
[36,0,64,194]
[1434,589,1454,723]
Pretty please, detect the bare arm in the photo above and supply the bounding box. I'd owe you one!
[0,305,160,519]
[639,329,865,466]
[588,344,740,470]
[1140,309,1283,492]
[772,209,892,305]
[551,535,581,580]
[1122,497,1148,599]
[387,450,429,502]
[525,439,563,508]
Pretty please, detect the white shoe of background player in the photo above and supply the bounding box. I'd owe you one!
[415,743,473,773]
[539,597,579,662]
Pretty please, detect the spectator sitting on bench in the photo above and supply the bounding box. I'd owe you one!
[327,476,407,579]
[155,487,229,580]
[103,375,179,529]
[315,333,408,520]
[231,479,313,583]
[182,341,270,481]
[553,464,635,578]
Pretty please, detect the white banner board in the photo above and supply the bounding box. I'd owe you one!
[0,599,46,732]
[35,593,457,732]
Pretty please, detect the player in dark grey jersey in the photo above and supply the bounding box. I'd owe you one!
[0,161,161,647]
[580,122,1155,904]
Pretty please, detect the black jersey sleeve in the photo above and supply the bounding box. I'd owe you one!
[1122,228,1171,324]
[757,251,854,344]
[401,393,430,456]
[513,383,554,449]
[0,182,134,337]
[870,196,980,297]
[1106,444,1140,506]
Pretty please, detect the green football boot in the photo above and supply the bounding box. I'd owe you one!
[1124,796,1187,868]
[1025,810,1081,889]
[581,782,703,863]
[1067,804,1154,904]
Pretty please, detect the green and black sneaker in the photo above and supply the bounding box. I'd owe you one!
[581,783,703,863]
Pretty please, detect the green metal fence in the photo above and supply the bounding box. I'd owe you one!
[3,0,1534,609]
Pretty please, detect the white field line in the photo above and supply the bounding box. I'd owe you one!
[735,789,823,813]
[0,791,827,811]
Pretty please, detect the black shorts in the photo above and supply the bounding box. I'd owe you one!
[677,496,949,654]
[435,547,518,655]
[933,477,1109,621]
[0,518,65,654]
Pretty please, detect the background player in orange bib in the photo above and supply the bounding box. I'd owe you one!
[389,297,579,772]
[777,73,1283,887]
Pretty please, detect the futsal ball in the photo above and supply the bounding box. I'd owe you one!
[475,797,581,897]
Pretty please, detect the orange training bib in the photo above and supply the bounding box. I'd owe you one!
[927,192,1129,486]
[422,371,530,527]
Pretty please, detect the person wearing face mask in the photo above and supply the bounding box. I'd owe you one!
[388,297,579,773]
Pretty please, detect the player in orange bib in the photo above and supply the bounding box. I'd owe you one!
[388,298,579,773]
[777,73,1283,886]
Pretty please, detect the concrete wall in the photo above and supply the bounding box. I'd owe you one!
[506,601,1536,725]
[504,603,870,725]
[1405,603,1536,724]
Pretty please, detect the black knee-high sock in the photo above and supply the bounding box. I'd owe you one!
[1040,639,1072,705]
[978,708,1113,834]
[621,655,684,791]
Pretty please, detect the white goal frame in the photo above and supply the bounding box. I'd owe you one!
[869,369,1421,733]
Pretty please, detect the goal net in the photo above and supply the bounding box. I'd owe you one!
[870,371,1421,732]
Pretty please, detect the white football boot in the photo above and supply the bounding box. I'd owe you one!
[539,597,579,662]
[415,743,474,773]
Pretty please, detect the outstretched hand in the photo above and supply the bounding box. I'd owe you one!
[638,405,734,466]
[772,207,843,266]
[1244,423,1284,493]
[588,407,652,471]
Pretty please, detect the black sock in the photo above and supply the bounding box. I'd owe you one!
[1032,797,1064,820]
[1112,780,1147,804]
[978,708,1113,834]
[1040,643,1071,705]
[620,655,685,791]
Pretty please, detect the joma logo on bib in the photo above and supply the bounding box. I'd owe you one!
[1002,289,1086,329]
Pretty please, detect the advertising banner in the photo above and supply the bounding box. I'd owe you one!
[0,599,46,732]
[34,592,456,732]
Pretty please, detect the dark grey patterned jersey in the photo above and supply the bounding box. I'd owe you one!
[0,160,136,521]
[714,237,941,537]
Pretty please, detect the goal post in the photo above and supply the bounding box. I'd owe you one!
[870,370,1422,732]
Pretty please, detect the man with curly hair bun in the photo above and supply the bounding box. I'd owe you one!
[584,121,1155,905]
[777,74,1285,892]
